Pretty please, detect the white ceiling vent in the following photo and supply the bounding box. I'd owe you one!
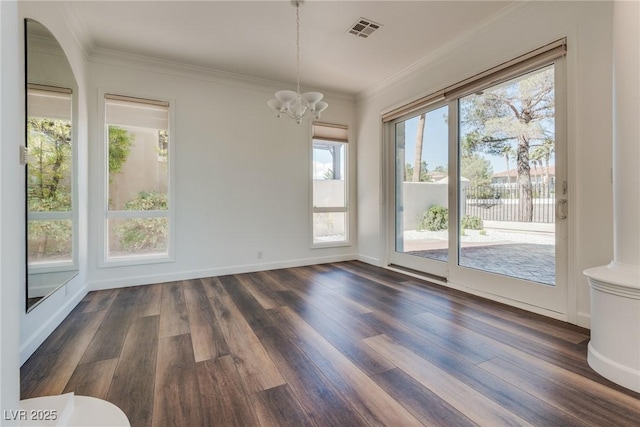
[347,18,382,38]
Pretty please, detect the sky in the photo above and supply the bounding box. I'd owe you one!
[400,106,555,176]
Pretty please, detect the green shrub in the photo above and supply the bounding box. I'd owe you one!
[461,215,484,230]
[419,205,448,231]
[118,191,168,252]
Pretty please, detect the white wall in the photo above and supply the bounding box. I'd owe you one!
[18,1,90,364]
[86,55,358,290]
[1,0,22,418]
[356,1,614,327]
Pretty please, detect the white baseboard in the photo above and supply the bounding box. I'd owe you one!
[576,311,591,329]
[89,253,359,291]
[356,254,382,267]
[20,285,88,365]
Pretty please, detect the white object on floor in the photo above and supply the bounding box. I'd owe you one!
[19,393,130,427]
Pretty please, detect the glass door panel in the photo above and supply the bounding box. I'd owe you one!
[457,66,556,285]
[391,105,449,274]
[450,62,568,316]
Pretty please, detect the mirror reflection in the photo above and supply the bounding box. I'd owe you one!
[26,19,78,311]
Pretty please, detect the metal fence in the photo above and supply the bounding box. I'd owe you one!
[463,184,555,223]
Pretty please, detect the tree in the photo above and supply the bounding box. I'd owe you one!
[412,113,426,182]
[323,168,335,180]
[108,126,134,178]
[27,118,72,211]
[501,145,516,184]
[405,163,414,181]
[460,153,493,188]
[460,67,554,221]
[27,118,73,259]
[530,138,554,197]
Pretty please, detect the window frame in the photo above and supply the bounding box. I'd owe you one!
[26,85,78,274]
[99,91,175,267]
[310,122,350,248]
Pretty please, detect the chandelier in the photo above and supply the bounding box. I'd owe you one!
[268,1,327,124]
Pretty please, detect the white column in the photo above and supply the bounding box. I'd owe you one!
[584,0,640,393]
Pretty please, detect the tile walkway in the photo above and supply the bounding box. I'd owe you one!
[408,242,556,285]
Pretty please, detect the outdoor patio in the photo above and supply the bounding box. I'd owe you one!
[403,227,556,285]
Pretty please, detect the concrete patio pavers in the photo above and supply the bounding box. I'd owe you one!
[407,242,556,285]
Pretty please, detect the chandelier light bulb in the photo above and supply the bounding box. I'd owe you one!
[268,1,327,124]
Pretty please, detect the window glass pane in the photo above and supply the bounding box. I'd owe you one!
[312,141,345,208]
[27,90,72,212]
[28,219,72,264]
[108,217,169,258]
[394,105,449,262]
[313,212,347,244]
[108,125,169,211]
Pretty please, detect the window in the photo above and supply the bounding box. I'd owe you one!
[312,123,349,246]
[104,94,172,262]
[27,85,75,269]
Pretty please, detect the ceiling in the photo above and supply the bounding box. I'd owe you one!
[62,1,516,96]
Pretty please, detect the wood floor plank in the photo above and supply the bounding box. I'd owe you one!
[136,284,163,317]
[81,287,143,363]
[158,281,190,338]
[250,384,316,427]
[152,334,202,427]
[63,358,118,399]
[183,279,230,362]
[253,270,290,292]
[373,368,479,427]
[268,269,382,339]
[287,266,373,314]
[196,355,260,427]
[275,289,395,376]
[21,309,107,398]
[479,356,638,426]
[364,334,534,427]
[203,277,285,393]
[219,274,276,331]
[108,315,159,427]
[306,264,429,319]
[270,307,424,427]
[254,325,369,427]
[407,310,500,365]
[486,343,640,417]
[82,289,119,313]
[236,272,287,309]
[363,310,590,426]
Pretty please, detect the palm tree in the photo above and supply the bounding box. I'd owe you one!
[531,139,555,197]
[502,145,515,184]
[413,113,426,182]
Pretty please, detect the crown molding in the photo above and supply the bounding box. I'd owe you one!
[88,46,356,104]
[59,1,94,61]
[357,1,531,103]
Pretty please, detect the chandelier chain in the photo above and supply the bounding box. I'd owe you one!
[296,2,301,95]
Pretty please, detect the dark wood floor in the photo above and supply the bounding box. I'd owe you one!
[21,261,640,426]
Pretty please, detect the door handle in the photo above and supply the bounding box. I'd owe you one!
[556,198,567,220]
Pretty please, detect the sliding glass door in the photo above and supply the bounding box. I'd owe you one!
[389,104,450,278]
[388,60,568,316]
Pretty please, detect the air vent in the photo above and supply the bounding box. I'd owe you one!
[347,18,382,38]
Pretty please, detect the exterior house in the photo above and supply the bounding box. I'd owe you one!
[492,166,556,188]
